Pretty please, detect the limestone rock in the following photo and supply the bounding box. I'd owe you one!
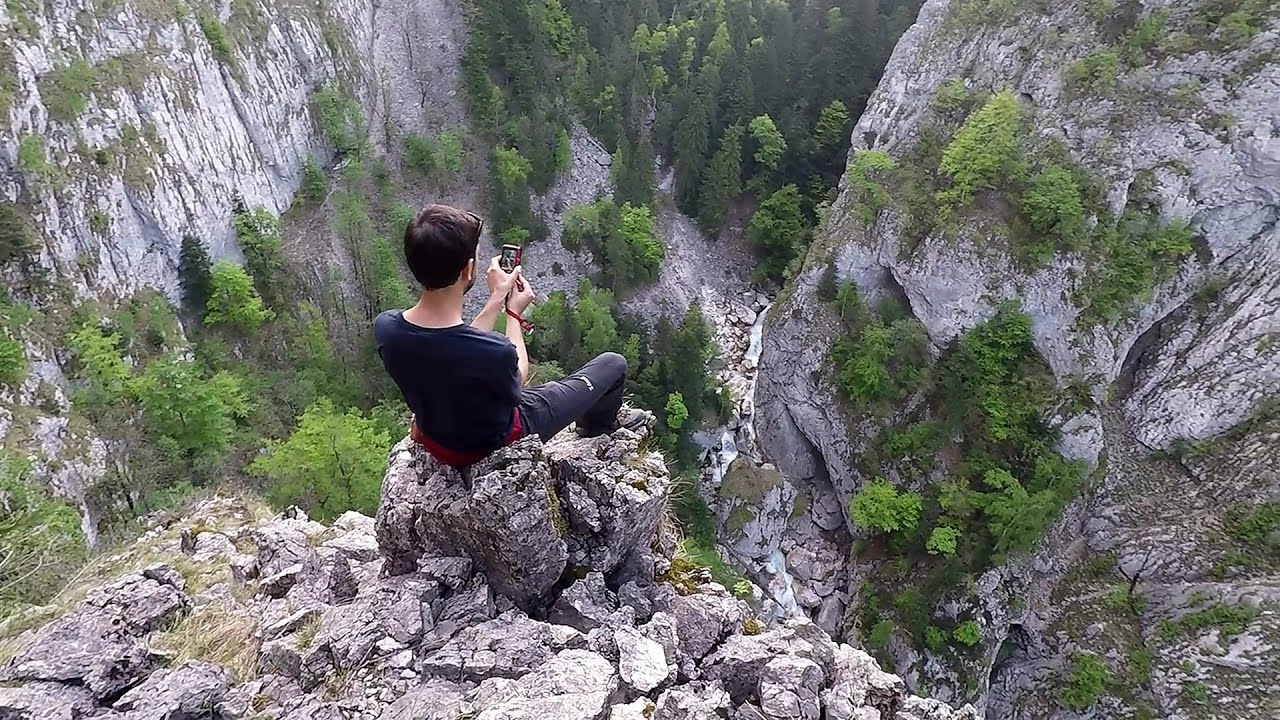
[383,680,466,720]
[757,656,824,720]
[110,660,231,718]
[0,566,189,700]
[549,571,618,632]
[469,649,619,720]
[615,624,672,693]
[419,612,586,683]
[660,589,750,664]
[0,682,97,720]
[654,680,734,720]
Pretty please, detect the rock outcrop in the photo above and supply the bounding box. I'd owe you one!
[0,428,977,720]
[752,0,1279,714]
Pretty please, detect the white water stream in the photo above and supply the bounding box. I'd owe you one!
[697,304,802,616]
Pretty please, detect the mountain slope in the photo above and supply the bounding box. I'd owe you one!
[754,0,1278,715]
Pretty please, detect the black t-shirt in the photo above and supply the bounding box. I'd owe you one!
[374,311,521,453]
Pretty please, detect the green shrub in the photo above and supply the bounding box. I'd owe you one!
[40,58,98,123]
[1127,647,1154,685]
[0,331,25,387]
[932,78,970,116]
[952,620,981,647]
[313,88,366,155]
[88,211,110,235]
[846,151,897,225]
[232,206,287,307]
[1219,10,1263,48]
[1121,9,1168,66]
[830,316,929,409]
[747,184,809,282]
[0,455,88,616]
[1019,165,1086,263]
[850,479,923,535]
[1182,682,1208,704]
[250,398,391,521]
[132,355,250,470]
[1160,603,1258,642]
[404,133,438,174]
[17,134,54,185]
[1226,502,1280,545]
[926,526,961,557]
[938,91,1024,206]
[436,129,465,172]
[877,420,943,464]
[301,157,327,203]
[205,261,274,331]
[197,11,235,66]
[665,392,689,430]
[868,619,895,647]
[1060,653,1108,711]
[559,199,662,290]
[1067,50,1121,90]
[1081,215,1195,321]
[924,625,947,651]
[0,204,33,264]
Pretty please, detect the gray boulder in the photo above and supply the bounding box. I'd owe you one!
[383,680,466,720]
[111,660,231,719]
[654,680,734,720]
[549,571,617,631]
[0,566,189,700]
[615,624,672,693]
[419,611,586,682]
[757,656,823,720]
[376,437,569,611]
[0,682,97,720]
[469,648,619,720]
[659,588,749,665]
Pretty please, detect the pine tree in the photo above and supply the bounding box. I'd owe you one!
[673,92,711,213]
[178,234,213,314]
[697,125,744,234]
[814,100,851,149]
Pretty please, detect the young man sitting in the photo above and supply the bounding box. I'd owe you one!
[374,204,645,467]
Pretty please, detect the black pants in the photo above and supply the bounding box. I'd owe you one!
[519,352,627,441]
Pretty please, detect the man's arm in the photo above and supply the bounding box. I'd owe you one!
[506,314,530,386]
[506,267,536,386]
[472,257,514,332]
[471,294,505,333]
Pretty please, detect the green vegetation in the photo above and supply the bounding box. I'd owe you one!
[403,129,466,181]
[250,398,391,521]
[938,91,1024,207]
[850,479,923,536]
[232,206,288,308]
[461,0,920,281]
[88,211,110,235]
[1020,165,1086,261]
[313,88,365,156]
[301,157,327,204]
[1182,682,1208,704]
[1060,653,1108,711]
[1158,602,1258,642]
[39,58,98,123]
[0,455,88,617]
[133,355,250,468]
[17,134,55,187]
[829,285,930,412]
[749,184,809,282]
[1227,501,1280,546]
[205,261,274,331]
[665,392,689,430]
[1067,50,1121,90]
[869,619,895,648]
[952,620,981,647]
[846,151,897,225]
[178,235,214,313]
[197,10,235,67]
[562,199,663,290]
[0,204,33,265]
[924,625,947,651]
[0,329,24,387]
[927,526,961,557]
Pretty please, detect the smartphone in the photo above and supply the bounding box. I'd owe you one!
[500,244,522,273]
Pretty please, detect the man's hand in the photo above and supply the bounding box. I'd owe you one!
[486,257,515,298]
[507,267,536,315]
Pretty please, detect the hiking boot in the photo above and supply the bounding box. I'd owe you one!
[577,406,654,438]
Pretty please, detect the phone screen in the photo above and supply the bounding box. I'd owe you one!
[500,246,520,272]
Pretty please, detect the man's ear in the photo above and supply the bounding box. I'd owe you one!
[463,258,476,283]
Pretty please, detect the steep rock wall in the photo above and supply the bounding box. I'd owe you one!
[754,0,1278,714]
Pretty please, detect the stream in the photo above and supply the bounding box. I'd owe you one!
[695,303,803,617]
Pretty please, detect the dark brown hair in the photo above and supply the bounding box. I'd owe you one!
[402,205,481,290]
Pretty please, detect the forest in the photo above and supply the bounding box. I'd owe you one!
[0,0,922,617]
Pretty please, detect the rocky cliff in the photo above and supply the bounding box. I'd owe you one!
[754,0,1278,716]
[0,421,978,720]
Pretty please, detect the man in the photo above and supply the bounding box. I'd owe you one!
[374,204,642,468]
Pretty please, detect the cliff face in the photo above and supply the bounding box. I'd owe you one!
[755,0,1278,715]
[0,0,469,534]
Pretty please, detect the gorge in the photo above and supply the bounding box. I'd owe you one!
[2,0,1278,718]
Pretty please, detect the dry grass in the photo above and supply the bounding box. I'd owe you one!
[152,602,260,682]
[1,492,271,664]
[295,614,322,649]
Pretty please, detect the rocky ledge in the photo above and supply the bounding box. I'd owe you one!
[0,424,976,720]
